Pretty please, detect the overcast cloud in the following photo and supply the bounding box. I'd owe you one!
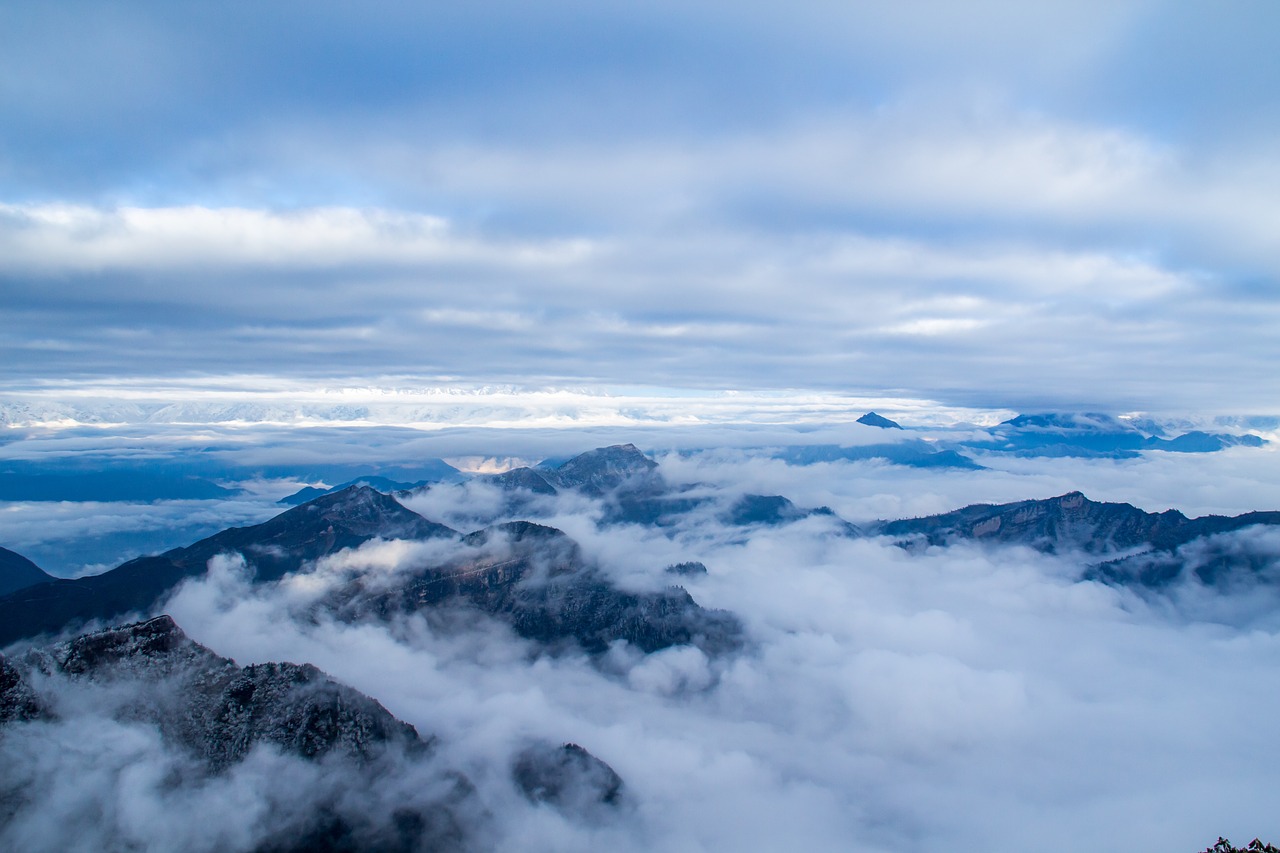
[2,1,1279,412]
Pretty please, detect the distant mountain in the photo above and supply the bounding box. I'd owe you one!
[962,412,1266,459]
[0,546,54,597]
[723,494,858,534]
[411,444,861,534]
[476,467,558,494]
[540,443,660,495]
[775,441,983,470]
[876,492,1280,555]
[856,411,904,429]
[279,475,434,505]
[875,492,1280,592]
[0,486,457,646]
[0,470,240,502]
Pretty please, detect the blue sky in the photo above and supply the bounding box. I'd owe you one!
[3,1,1279,413]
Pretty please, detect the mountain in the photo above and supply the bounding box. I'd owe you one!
[0,486,457,646]
[513,742,624,811]
[0,469,240,502]
[8,615,424,765]
[775,441,983,470]
[962,412,1266,459]
[718,494,861,536]
[476,467,558,494]
[1,615,482,851]
[0,546,55,597]
[278,476,435,506]
[321,520,744,656]
[876,492,1280,557]
[856,411,904,429]
[540,443,660,494]
[0,483,742,659]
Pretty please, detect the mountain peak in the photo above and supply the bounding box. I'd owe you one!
[1000,412,1133,433]
[0,545,56,597]
[546,444,660,494]
[857,411,904,429]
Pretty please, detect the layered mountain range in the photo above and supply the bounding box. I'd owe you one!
[4,439,1279,851]
[5,443,1279,654]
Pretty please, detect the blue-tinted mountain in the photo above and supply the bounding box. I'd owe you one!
[962,413,1266,459]
[1087,526,1280,590]
[477,467,558,494]
[0,470,239,502]
[279,476,435,505]
[876,491,1280,561]
[775,440,983,470]
[540,443,660,495]
[725,494,848,529]
[0,546,55,597]
[0,486,457,646]
[856,411,904,429]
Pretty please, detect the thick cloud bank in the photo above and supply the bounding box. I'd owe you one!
[5,441,1280,851]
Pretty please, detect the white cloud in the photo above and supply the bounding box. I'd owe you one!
[0,203,594,273]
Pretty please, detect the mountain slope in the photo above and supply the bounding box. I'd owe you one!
[0,487,456,647]
[324,520,744,656]
[541,443,660,495]
[877,492,1280,556]
[1,615,483,852]
[0,546,55,597]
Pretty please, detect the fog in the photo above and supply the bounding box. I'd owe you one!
[4,438,1280,851]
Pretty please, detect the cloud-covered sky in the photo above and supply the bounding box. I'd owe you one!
[3,1,1279,412]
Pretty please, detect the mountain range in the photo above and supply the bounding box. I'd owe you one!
[5,443,1280,654]
[4,439,1279,851]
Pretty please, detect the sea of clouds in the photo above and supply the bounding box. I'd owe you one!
[4,427,1280,851]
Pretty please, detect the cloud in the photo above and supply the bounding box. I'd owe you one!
[150,500,1280,852]
[0,203,591,274]
[6,433,1280,850]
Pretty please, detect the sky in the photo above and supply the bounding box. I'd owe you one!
[7,8,1280,849]
[3,1,1280,415]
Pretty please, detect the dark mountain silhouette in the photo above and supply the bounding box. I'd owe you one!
[775,441,983,470]
[876,492,1280,556]
[278,476,435,506]
[0,482,742,658]
[857,411,904,429]
[876,492,1280,592]
[964,412,1266,459]
[0,546,55,597]
[0,487,457,647]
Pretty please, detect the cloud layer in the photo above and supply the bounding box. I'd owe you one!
[2,2,1279,410]
[7,436,1280,850]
